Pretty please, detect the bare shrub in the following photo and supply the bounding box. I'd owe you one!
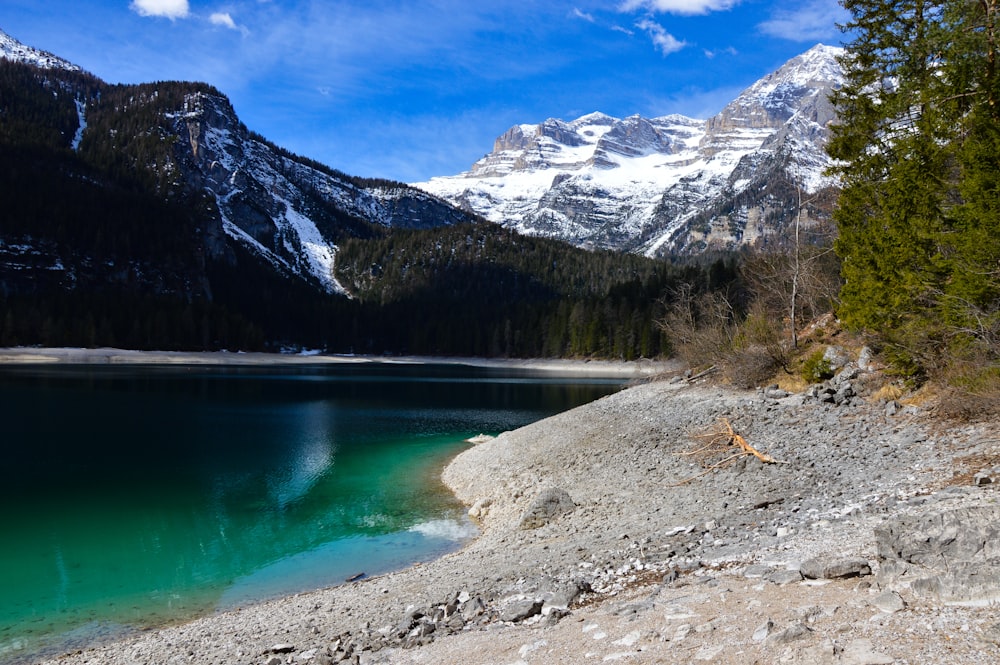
[658,284,740,369]
[659,287,786,387]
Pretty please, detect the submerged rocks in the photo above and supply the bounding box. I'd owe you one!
[518,487,575,529]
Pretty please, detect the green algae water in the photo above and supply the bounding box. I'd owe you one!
[0,362,624,663]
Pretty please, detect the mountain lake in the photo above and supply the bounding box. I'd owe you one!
[0,362,626,663]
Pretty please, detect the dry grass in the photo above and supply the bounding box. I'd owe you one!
[872,383,905,402]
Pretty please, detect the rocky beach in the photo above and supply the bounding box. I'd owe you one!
[32,351,1000,665]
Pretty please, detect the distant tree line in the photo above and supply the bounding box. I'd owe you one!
[0,57,745,359]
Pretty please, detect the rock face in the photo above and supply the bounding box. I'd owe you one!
[876,506,1000,605]
[166,92,477,294]
[0,29,481,297]
[415,44,844,256]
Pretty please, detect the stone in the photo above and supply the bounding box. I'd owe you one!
[767,622,812,645]
[499,598,543,622]
[752,619,773,642]
[870,590,905,614]
[270,644,296,654]
[461,596,486,620]
[840,638,894,665]
[693,645,725,661]
[875,506,1000,604]
[518,487,575,529]
[766,569,803,586]
[469,497,492,518]
[264,658,283,665]
[765,387,789,400]
[799,557,872,580]
[743,564,772,579]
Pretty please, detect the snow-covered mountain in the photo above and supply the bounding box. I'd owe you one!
[0,29,478,296]
[415,44,844,256]
[0,28,80,72]
[163,91,477,294]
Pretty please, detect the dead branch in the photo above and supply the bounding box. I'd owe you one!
[671,418,785,486]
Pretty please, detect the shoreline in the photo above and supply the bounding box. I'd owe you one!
[0,347,676,378]
[32,371,1000,664]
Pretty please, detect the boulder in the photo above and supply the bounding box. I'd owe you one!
[518,487,575,529]
[799,557,872,580]
[875,506,1000,605]
[499,598,543,622]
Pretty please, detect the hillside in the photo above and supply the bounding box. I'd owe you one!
[0,29,714,357]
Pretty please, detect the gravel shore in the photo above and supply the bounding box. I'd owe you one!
[35,363,1000,665]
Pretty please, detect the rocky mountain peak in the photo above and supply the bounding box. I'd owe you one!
[706,44,843,135]
[0,29,81,72]
[415,45,844,256]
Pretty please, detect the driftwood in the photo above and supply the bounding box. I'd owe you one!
[672,418,785,486]
[685,365,718,383]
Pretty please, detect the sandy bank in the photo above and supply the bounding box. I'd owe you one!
[33,373,1000,664]
[0,347,675,378]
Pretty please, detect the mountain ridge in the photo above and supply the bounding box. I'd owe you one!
[0,28,693,357]
[414,43,844,256]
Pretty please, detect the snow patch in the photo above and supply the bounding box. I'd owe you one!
[71,99,86,151]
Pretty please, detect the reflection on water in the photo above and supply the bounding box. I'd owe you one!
[267,401,336,510]
[0,363,624,663]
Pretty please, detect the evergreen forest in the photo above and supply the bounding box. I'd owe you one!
[828,0,1000,387]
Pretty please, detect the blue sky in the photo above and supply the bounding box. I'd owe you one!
[1,1,847,182]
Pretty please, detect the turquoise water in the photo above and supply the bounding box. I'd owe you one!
[0,363,623,663]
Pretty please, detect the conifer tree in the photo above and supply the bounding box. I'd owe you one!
[828,0,958,372]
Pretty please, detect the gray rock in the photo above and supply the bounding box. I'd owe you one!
[766,569,803,585]
[876,506,1000,604]
[518,487,575,529]
[265,658,283,665]
[752,619,773,642]
[499,598,543,622]
[870,590,905,614]
[840,638,894,665]
[765,386,789,400]
[766,622,811,645]
[799,557,872,579]
[461,596,486,620]
[743,564,772,579]
[270,644,296,654]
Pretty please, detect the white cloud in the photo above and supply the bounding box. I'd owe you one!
[130,0,190,20]
[704,46,738,59]
[636,19,687,55]
[758,0,847,41]
[572,8,596,22]
[619,0,739,16]
[209,11,248,34]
